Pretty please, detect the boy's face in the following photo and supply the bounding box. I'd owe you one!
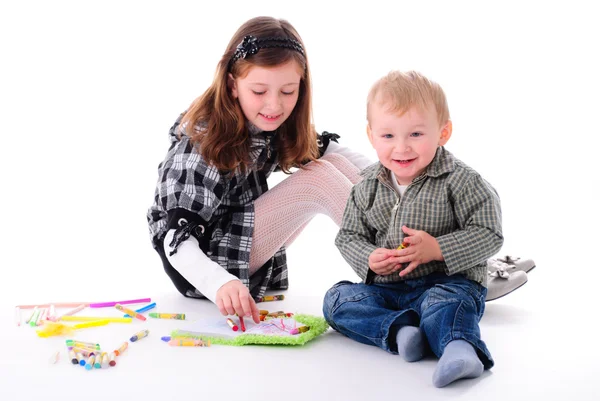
[229,60,303,132]
[367,104,451,185]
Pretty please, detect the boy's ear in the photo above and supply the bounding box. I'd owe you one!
[438,120,453,146]
[228,73,238,98]
[366,124,374,145]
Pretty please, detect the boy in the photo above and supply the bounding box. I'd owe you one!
[323,71,503,387]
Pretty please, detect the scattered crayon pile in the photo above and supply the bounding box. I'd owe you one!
[14,294,301,366]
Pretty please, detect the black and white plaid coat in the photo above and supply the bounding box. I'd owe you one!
[147,113,338,300]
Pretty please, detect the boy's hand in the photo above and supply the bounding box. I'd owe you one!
[397,225,443,277]
[369,248,405,276]
[216,280,261,323]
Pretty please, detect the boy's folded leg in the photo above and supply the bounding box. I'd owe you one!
[396,325,426,362]
[323,281,418,353]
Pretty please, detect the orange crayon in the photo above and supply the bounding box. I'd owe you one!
[114,304,146,321]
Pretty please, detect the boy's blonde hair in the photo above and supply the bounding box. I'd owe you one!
[367,70,449,126]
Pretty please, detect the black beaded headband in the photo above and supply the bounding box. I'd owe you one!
[229,35,305,70]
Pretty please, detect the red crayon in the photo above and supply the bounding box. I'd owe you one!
[226,318,239,332]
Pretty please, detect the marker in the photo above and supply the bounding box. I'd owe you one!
[90,298,152,308]
[124,302,156,318]
[257,295,284,302]
[108,352,117,367]
[149,313,185,320]
[130,329,150,342]
[101,352,109,369]
[114,304,146,321]
[85,355,95,370]
[69,350,78,365]
[226,318,239,332]
[73,319,110,329]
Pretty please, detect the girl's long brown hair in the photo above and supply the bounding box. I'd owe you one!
[181,16,319,173]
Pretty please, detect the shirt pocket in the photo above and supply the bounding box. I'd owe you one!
[401,198,455,238]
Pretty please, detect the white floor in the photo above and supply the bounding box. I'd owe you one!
[1,1,599,400]
[1,215,599,401]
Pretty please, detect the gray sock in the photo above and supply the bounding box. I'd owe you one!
[433,340,484,388]
[396,326,425,362]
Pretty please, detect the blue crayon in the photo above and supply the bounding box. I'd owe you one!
[161,336,171,342]
[124,302,156,318]
[79,358,86,367]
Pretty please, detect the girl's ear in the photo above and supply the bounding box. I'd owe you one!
[228,73,238,98]
[438,120,453,146]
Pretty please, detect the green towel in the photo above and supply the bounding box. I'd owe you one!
[170,314,329,346]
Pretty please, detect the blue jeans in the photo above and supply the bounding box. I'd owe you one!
[323,272,494,369]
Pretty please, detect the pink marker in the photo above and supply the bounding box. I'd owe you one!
[89,298,151,308]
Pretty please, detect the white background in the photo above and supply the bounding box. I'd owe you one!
[1,1,599,400]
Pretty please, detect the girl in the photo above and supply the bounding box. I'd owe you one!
[147,16,371,323]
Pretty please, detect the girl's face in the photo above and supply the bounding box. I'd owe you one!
[229,60,303,132]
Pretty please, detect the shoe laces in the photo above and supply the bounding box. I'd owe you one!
[498,255,521,264]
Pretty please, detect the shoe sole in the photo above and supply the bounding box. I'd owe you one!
[485,279,528,302]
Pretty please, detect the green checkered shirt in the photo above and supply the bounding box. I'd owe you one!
[335,146,503,286]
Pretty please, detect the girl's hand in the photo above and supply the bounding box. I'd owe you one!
[368,248,404,276]
[396,225,443,277]
[216,280,261,323]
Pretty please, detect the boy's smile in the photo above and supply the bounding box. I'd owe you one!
[367,105,452,186]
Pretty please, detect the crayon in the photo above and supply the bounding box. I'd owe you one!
[114,342,128,356]
[397,242,409,250]
[124,302,156,318]
[69,350,78,365]
[290,326,310,335]
[114,304,146,321]
[130,329,150,342]
[161,336,171,342]
[66,340,100,349]
[168,339,210,347]
[239,316,246,332]
[257,295,284,302]
[149,313,185,320]
[226,318,239,332]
